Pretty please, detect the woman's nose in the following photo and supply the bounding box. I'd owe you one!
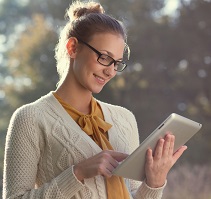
[103,64,116,77]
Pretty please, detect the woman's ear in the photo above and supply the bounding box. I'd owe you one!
[66,37,78,58]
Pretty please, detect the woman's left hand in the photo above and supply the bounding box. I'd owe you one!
[145,133,187,188]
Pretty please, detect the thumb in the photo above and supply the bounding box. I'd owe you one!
[109,151,129,162]
[173,145,188,163]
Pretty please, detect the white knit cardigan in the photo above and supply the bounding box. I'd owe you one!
[3,92,165,199]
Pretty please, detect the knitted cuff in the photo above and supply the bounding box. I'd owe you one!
[135,180,167,199]
[56,166,85,198]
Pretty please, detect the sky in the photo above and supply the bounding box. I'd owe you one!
[163,0,180,15]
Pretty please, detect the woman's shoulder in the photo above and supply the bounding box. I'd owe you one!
[11,92,54,120]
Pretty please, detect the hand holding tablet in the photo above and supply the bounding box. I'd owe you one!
[112,113,202,181]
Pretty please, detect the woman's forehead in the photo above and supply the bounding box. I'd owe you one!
[89,33,125,56]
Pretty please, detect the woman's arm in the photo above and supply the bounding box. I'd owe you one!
[3,106,85,199]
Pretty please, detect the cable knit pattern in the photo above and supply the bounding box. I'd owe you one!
[3,92,166,199]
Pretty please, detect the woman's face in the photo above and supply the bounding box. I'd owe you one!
[70,33,125,94]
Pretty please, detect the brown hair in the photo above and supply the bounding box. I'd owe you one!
[55,1,128,84]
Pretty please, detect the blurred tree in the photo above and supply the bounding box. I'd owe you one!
[173,0,211,163]
[6,14,58,107]
[101,0,211,164]
[0,13,58,189]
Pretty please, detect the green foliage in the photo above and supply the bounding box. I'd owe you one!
[0,11,58,188]
[6,14,58,108]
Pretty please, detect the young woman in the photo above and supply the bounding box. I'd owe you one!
[3,1,187,199]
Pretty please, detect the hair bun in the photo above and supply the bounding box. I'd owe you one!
[66,1,105,21]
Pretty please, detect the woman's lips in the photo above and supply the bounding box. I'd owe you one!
[94,74,106,84]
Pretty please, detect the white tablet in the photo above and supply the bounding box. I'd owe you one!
[112,113,202,181]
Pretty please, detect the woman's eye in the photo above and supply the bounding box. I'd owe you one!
[100,55,109,60]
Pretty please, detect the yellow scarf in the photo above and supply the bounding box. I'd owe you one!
[54,93,130,199]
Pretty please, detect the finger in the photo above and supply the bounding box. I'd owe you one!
[104,168,113,178]
[98,163,112,178]
[103,159,122,178]
[172,146,188,164]
[108,157,119,169]
[163,134,171,156]
[163,134,174,156]
[107,150,129,162]
[154,138,164,159]
[98,158,116,177]
[169,134,175,155]
[99,151,118,167]
[146,148,153,166]
[104,161,116,175]
[100,151,123,169]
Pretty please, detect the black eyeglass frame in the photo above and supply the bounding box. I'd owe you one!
[78,39,127,72]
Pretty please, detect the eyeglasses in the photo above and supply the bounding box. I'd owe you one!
[78,39,127,72]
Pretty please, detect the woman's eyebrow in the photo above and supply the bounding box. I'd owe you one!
[101,50,123,60]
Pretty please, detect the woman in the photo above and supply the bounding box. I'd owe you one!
[3,1,187,199]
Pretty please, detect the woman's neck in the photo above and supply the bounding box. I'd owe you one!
[55,78,92,115]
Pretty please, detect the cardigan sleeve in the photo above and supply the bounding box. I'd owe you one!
[124,110,166,199]
[3,105,85,199]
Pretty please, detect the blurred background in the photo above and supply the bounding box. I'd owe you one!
[0,0,211,198]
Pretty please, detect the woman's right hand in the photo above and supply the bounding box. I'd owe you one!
[73,150,128,182]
